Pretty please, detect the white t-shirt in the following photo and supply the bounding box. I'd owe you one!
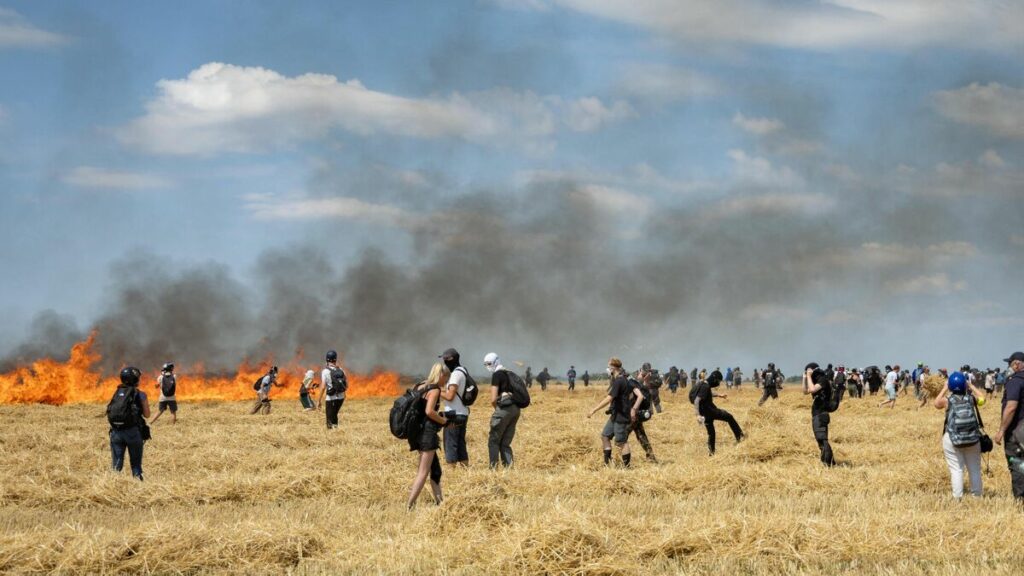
[322,366,346,401]
[885,371,898,388]
[444,368,469,415]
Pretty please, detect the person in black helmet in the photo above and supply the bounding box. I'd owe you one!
[692,369,744,456]
[319,350,347,429]
[804,362,837,467]
[758,362,780,406]
[106,366,151,480]
[151,362,178,424]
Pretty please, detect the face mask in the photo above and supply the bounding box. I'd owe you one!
[444,358,459,372]
[606,367,613,376]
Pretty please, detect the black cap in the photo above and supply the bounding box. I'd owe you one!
[641,362,652,370]
[439,348,460,361]
[1003,351,1024,364]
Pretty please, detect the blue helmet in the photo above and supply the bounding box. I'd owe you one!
[948,371,967,394]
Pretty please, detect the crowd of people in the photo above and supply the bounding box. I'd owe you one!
[104,349,1024,507]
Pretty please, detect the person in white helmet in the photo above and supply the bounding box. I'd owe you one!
[484,352,520,468]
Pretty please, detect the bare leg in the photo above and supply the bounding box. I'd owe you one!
[150,409,163,424]
[407,451,435,509]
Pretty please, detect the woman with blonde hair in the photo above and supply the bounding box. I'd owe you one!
[407,362,450,509]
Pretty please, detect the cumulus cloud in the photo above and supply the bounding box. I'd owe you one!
[0,8,67,49]
[117,63,632,155]
[62,166,172,190]
[887,273,967,295]
[617,63,718,104]
[934,83,1024,139]
[732,112,783,136]
[544,0,1024,51]
[727,149,804,189]
[245,194,418,228]
[979,149,1006,168]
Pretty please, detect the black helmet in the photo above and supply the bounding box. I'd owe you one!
[162,362,174,373]
[120,366,141,386]
[768,362,775,369]
[326,350,338,363]
[270,365,279,374]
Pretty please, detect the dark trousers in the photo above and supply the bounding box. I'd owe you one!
[568,379,575,390]
[812,412,835,466]
[1006,423,1024,500]
[703,407,742,454]
[325,398,344,428]
[110,427,144,479]
[758,386,778,406]
[489,404,520,468]
[631,420,656,461]
[650,388,662,413]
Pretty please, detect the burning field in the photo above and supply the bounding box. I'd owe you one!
[0,378,1020,575]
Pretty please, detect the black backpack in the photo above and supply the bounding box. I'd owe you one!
[504,369,531,408]
[389,383,433,439]
[107,385,140,430]
[647,370,663,389]
[455,367,479,406]
[160,374,176,398]
[628,378,653,421]
[253,375,264,391]
[688,381,704,405]
[326,367,348,396]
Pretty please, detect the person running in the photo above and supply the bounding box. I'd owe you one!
[847,368,862,399]
[319,350,347,429]
[582,369,590,388]
[691,367,698,386]
[994,351,1024,501]
[867,367,883,396]
[732,367,743,389]
[879,364,900,409]
[631,365,659,462]
[753,368,762,389]
[934,371,985,498]
[680,367,689,390]
[567,366,577,391]
[299,369,317,411]
[537,367,551,391]
[106,366,151,480]
[984,370,996,399]
[665,366,680,394]
[151,362,178,424]
[439,348,470,468]
[250,366,279,415]
[833,366,846,399]
[758,362,780,406]
[804,362,836,467]
[524,366,533,389]
[640,362,663,414]
[692,369,743,456]
[406,362,449,509]
[485,352,521,468]
[725,367,734,389]
[588,357,644,467]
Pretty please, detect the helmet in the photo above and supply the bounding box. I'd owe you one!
[326,350,338,363]
[120,366,141,386]
[768,362,775,369]
[162,362,174,373]
[948,371,967,393]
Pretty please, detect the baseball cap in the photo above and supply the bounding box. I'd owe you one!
[439,348,460,361]
[1003,351,1024,364]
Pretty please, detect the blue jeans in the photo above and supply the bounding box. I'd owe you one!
[110,427,144,479]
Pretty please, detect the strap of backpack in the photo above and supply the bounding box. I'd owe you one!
[452,366,468,402]
[973,394,986,430]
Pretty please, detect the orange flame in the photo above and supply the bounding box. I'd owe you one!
[0,331,400,405]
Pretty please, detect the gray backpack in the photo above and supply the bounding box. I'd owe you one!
[945,394,981,447]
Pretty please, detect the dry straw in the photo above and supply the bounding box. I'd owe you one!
[0,385,1020,575]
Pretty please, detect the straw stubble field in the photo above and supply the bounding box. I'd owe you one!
[1,385,1021,575]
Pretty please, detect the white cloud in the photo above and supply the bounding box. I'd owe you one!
[545,1,1024,51]
[118,63,631,156]
[0,8,67,49]
[62,166,172,190]
[245,194,418,228]
[934,83,1024,139]
[886,273,967,295]
[702,192,835,220]
[570,184,651,217]
[859,241,977,266]
[732,112,783,136]
[617,63,718,104]
[727,149,804,189]
[979,149,1006,168]
[893,156,1024,198]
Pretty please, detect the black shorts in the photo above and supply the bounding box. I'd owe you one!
[411,420,441,452]
[158,400,177,413]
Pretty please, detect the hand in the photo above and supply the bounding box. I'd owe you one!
[696,415,705,424]
[995,431,1004,445]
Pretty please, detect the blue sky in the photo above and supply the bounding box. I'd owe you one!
[0,1,1022,373]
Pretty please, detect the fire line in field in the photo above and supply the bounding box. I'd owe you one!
[0,331,400,405]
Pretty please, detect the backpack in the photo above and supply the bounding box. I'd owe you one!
[647,370,663,389]
[688,381,703,405]
[253,375,264,391]
[763,370,776,387]
[326,367,348,396]
[945,394,982,447]
[503,369,531,408]
[389,383,433,439]
[629,378,653,421]
[455,367,479,407]
[107,385,140,430]
[827,378,845,413]
[160,374,176,398]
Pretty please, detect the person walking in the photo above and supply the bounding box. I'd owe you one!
[439,348,471,468]
[299,369,317,411]
[406,362,449,509]
[319,350,347,429]
[485,352,521,469]
[567,366,577,391]
[582,370,590,388]
[588,357,643,467]
[537,367,551,391]
[524,366,533,389]
[758,363,780,406]
[106,366,151,480]
[151,362,178,424]
[692,369,744,456]
[666,366,680,394]
[640,362,663,414]
[250,366,279,415]
[994,351,1024,501]
[804,363,836,467]
[879,365,900,409]
[934,371,985,498]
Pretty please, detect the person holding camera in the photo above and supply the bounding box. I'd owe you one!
[804,362,837,467]
[485,352,521,469]
[439,348,471,468]
[933,371,986,498]
[407,362,450,509]
[692,369,744,456]
[588,357,644,467]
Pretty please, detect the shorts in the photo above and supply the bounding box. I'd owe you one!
[411,420,442,452]
[443,421,469,463]
[885,386,897,400]
[158,400,177,413]
[601,416,631,444]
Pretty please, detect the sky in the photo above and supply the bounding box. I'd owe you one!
[0,1,1022,375]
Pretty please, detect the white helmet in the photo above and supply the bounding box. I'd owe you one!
[484,352,501,374]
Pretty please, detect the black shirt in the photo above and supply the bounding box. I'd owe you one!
[608,375,634,421]
[491,369,511,395]
[811,380,832,415]
[1002,370,1024,433]
[693,381,716,414]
